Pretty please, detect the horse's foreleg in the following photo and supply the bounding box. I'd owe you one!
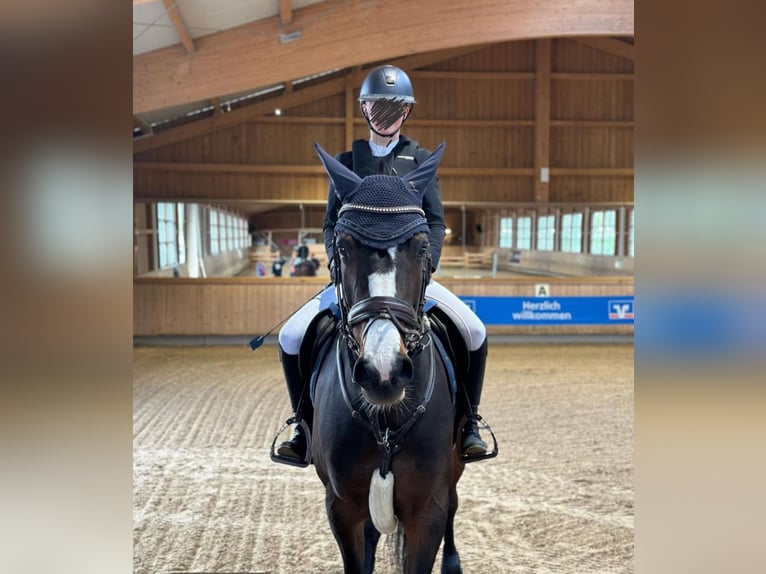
[440,484,463,574]
[402,493,449,574]
[363,519,382,574]
[326,494,367,574]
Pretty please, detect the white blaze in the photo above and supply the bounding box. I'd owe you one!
[364,248,400,382]
[367,248,398,298]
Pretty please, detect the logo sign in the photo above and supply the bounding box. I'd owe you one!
[535,284,550,297]
[457,295,634,325]
[608,300,634,320]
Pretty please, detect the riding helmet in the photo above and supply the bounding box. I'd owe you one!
[359,65,416,104]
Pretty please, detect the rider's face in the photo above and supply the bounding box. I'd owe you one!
[362,100,411,136]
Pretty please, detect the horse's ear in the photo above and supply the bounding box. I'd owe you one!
[314,143,363,200]
[403,142,446,197]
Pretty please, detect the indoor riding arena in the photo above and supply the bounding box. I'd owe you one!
[133,1,634,572]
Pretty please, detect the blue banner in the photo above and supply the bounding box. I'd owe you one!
[457,296,635,325]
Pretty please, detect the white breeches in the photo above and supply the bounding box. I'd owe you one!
[424,280,486,351]
[278,281,486,355]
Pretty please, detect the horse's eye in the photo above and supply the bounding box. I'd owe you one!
[337,245,349,258]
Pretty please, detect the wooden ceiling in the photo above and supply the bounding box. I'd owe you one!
[133,1,634,219]
[134,0,633,117]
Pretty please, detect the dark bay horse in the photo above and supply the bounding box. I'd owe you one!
[308,142,466,573]
[292,244,321,277]
[292,257,320,276]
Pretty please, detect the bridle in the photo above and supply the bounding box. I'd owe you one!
[332,232,436,478]
[332,232,432,360]
[328,207,440,478]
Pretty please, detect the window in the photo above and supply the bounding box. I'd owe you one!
[226,213,234,251]
[230,214,236,250]
[516,216,531,249]
[499,217,513,248]
[239,218,248,248]
[629,208,634,257]
[209,208,220,255]
[157,202,182,268]
[177,204,186,264]
[590,210,616,255]
[220,211,228,252]
[207,207,249,254]
[537,215,554,251]
[561,213,583,253]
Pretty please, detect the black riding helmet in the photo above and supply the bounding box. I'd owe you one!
[359,65,415,136]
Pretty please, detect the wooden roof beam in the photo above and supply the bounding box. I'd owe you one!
[534,38,551,203]
[134,76,347,154]
[279,0,293,26]
[134,0,633,114]
[134,45,486,154]
[573,37,634,61]
[162,0,195,54]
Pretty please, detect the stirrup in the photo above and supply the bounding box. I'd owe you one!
[457,414,498,463]
[270,416,312,468]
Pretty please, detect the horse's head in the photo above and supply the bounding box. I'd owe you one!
[315,142,445,407]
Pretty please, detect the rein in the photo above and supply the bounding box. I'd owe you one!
[335,334,437,477]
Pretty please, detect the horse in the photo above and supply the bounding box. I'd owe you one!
[306,142,468,573]
[292,257,320,277]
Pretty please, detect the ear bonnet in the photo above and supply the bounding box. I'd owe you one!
[314,142,445,249]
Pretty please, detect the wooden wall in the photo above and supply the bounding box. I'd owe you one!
[134,277,634,337]
[134,38,634,214]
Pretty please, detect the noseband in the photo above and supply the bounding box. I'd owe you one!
[347,296,423,352]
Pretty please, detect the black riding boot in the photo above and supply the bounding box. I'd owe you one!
[461,339,488,456]
[276,346,313,462]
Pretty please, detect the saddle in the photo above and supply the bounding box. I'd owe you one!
[299,308,339,403]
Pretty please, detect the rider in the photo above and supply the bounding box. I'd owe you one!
[276,65,489,462]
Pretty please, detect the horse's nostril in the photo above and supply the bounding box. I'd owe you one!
[400,355,414,380]
[352,357,367,385]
